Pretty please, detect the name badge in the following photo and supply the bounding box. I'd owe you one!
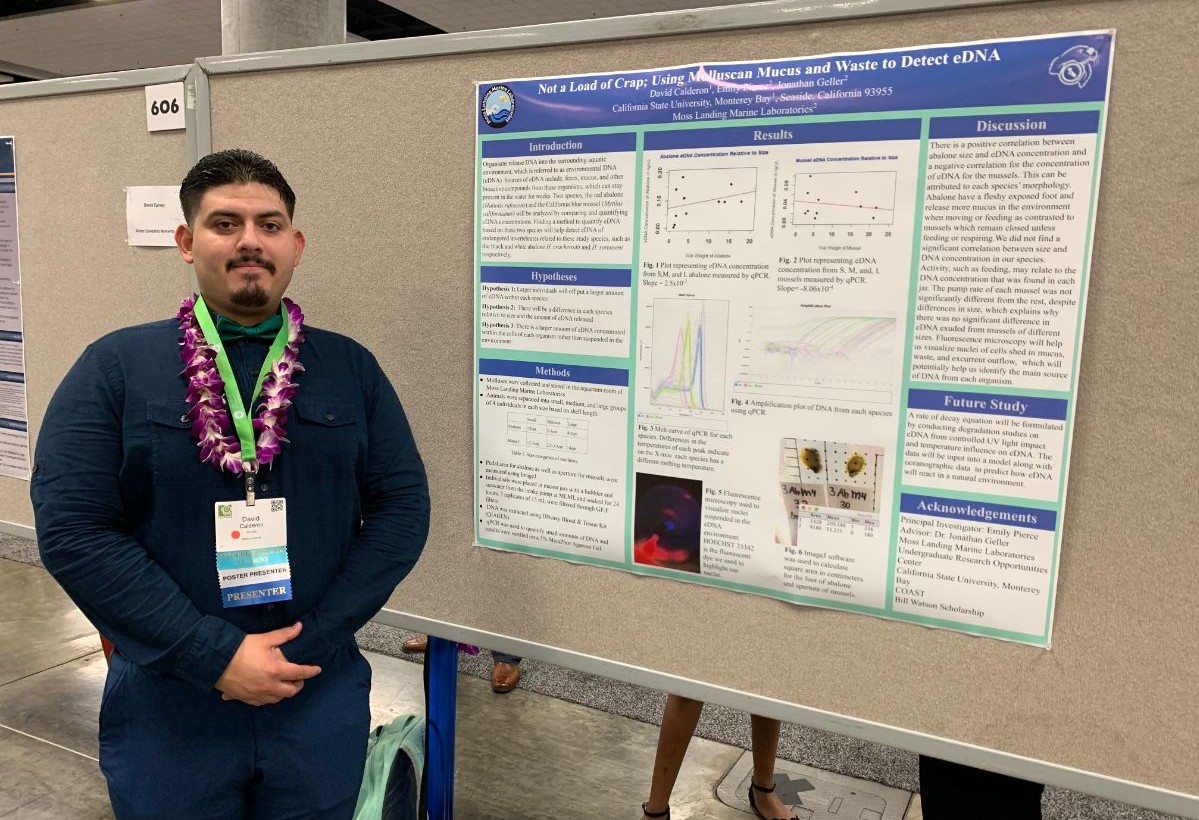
[214,498,293,608]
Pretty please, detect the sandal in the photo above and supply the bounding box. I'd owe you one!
[748,780,800,820]
[641,802,670,819]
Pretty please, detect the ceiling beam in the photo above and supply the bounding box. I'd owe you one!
[0,59,62,81]
[346,0,441,40]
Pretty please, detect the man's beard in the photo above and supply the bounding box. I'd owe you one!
[227,255,274,308]
[230,278,269,308]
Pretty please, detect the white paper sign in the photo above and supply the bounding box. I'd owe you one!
[125,186,184,247]
[144,82,185,131]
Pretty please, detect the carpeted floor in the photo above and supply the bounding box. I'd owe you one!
[1,533,1179,820]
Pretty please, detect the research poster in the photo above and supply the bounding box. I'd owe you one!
[473,32,1112,646]
[0,137,30,480]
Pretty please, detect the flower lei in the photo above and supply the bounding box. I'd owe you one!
[177,295,306,474]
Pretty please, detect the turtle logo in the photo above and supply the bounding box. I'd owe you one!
[1049,45,1100,89]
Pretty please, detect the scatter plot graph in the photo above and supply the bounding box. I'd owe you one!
[737,311,897,403]
[650,298,730,412]
[667,167,757,232]
[791,171,896,225]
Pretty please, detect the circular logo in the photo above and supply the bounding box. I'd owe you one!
[481,85,515,128]
[1053,59,1091,88]
[231,531,240,540]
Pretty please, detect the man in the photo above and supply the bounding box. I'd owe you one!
[31,149,430,819]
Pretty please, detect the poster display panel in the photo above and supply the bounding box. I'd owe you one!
[0,137,30,480]
[473,32,1113,646]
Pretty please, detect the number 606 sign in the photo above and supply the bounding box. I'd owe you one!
[145,82,186,132]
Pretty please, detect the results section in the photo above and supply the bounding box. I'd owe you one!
[630,120,920,610]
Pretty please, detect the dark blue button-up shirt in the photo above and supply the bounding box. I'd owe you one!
[31,318,430,690]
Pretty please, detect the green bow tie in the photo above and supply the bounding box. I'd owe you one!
[213,313,284,344]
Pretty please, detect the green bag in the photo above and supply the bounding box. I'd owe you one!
[353,714,425,820]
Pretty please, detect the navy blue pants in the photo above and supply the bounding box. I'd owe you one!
[100,645,371,820]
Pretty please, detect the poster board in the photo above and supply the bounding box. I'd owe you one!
[470,31,1114,649]
[0,70,194,531]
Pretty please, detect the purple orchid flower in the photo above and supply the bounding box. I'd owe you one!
[177,294,306,472]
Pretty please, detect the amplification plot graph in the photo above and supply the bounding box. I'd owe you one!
[737,311,897,404]
[650,298,730,412]
[667,167,758,232]
[791,171,896,226]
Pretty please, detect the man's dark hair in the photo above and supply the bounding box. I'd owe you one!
[179,149,296,225]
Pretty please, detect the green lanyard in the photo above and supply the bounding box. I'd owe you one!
[193,296,290,503]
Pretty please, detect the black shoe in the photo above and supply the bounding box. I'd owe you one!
[749,780,800,820]
[641,802,669,819]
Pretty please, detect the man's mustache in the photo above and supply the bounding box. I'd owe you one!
[227,255,276,273]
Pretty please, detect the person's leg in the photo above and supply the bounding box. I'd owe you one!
[100,651,252,820]
[747,715,797,819]
[919,755,1043,820]
[641,694,704,818]
[248,643,372,820]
